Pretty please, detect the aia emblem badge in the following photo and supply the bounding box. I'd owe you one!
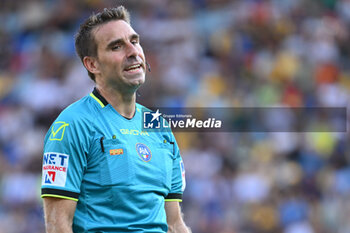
[136,143,152,162]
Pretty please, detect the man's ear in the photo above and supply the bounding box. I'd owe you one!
[83,56,100,75]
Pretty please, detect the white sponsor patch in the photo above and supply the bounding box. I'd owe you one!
[180,160,186,192]
[42,152,69,187]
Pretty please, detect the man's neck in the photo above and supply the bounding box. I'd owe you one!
[96,86,136,119]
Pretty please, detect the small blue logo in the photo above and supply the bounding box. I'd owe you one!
[136,143,152,162]
[44,171,56,184]
[143,109,162,129]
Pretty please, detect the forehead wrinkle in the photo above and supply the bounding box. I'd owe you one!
[93,21,139,53]
[92,21,121,49]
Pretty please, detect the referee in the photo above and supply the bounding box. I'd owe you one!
[41,6,190,233]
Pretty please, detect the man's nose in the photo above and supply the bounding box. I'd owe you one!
[126,42,138,58]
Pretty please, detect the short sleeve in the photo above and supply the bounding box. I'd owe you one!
[165,136,186,202]
[41,114,89,201]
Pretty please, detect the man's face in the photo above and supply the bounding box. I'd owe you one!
[92,20,146,92]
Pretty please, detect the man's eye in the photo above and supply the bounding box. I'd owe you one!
[131,40,138,45]
[112,45,121,50]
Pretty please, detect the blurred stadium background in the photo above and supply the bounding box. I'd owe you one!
[1,0,350,232]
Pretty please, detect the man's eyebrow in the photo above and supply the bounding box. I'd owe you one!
[106,33,140,49]
[130,33,140,40]
[106,38,123,49]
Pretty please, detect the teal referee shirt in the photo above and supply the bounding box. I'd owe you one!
[41,88,186,232]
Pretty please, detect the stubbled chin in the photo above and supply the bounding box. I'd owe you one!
[125,74,145,86]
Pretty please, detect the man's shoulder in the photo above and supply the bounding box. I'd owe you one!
[44,94,98,143]
[56,94,97,124]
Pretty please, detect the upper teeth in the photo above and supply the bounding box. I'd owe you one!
[127,65,140,70]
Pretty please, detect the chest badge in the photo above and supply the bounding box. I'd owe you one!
[110,149,123,156]
[136,143,152,162]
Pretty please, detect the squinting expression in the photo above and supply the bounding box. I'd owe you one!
[93,20,146,92]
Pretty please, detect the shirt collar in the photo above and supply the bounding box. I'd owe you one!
[90,87,109,108]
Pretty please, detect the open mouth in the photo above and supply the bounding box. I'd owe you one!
[124,64,143,72]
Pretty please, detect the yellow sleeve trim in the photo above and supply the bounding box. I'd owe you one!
[41,194,78,202]
[165,199,182,202]
[90,93,105,108]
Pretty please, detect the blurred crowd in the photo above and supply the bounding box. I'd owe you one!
[1,0,350,232]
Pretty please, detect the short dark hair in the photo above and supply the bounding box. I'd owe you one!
[75,6,130,81]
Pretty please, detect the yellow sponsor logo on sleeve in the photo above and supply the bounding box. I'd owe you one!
[49,121,69,141]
